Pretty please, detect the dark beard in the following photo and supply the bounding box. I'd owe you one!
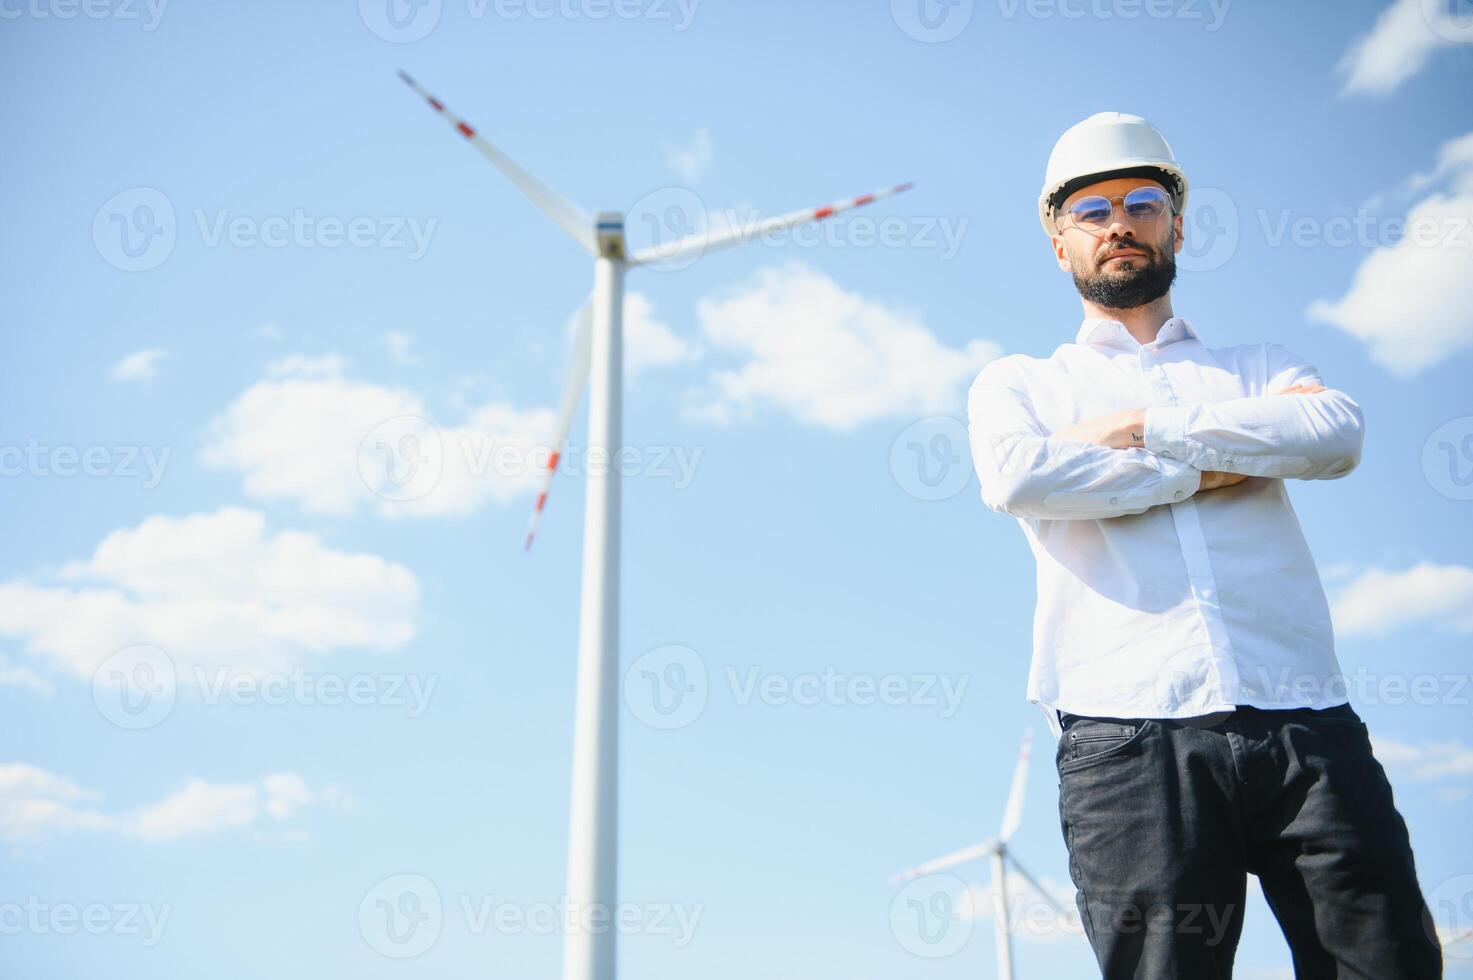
[1072,240,1178,310]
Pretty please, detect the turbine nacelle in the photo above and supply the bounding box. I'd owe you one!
[594,211,626,260]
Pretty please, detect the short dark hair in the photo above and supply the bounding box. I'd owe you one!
[1048,165,1183,217]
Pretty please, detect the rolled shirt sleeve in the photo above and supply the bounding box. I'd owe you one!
[1141,345,1364,481]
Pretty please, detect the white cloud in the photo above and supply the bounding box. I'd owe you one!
[202,356,554,517]
[1370,736,1473,782]
[1307,131,1473,375]
[690,262,1000,430]
[0,656,54,697]
[0,764,108,842]
[111,348,168,383]
[1329,562,1473,636]
[0,507,418,681]
[624,292,699,377]
[382,331,419,366]
[663,127,713,183]
[1336,0,1466,96]
[128,778,260,840]
[1406,131,1473,196]
[0,763,344,844]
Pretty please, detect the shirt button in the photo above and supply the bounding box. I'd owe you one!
[1109,496,1119,505]
[1174,490,1184,499]
[1162,451,1172,458]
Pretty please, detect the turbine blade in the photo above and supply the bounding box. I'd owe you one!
[398,71,596,256]
[1004,852,1065,914]
[889,841,991,884]
[525,295,593,551]
[997,728,1033,843]
[629,181,913,267]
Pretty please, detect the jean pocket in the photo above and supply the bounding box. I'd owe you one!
[1059,720,1152,774]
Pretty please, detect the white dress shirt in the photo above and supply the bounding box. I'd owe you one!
[966,316,1365,739]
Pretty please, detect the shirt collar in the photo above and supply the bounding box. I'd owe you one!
[1075,315,1200,352]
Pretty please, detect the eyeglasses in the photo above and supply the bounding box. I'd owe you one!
[1058,186,1172,230]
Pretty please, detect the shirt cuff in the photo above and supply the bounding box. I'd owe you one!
[1143,406,1193,464]
[1157,453,1202,505]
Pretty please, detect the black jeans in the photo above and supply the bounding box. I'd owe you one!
[1054,703,1442,979]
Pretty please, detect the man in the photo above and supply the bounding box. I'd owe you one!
[965,112,1442,978]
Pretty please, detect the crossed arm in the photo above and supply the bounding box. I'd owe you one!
[966,358,1364,522]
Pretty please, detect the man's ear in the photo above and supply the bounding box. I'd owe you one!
[1053,232,1073,272]
[1171,211,1185,255]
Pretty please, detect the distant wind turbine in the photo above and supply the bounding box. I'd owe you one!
[891,729,1066,980]
[398,71,912,980]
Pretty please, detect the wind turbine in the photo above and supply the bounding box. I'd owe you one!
[891,729,1066,979]
[397,71,912,980]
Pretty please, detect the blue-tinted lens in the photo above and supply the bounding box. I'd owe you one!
[1122,186,1169,221]
[1068,196,1113,225]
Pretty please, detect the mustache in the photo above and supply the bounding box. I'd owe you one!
[1099,242,1153,262]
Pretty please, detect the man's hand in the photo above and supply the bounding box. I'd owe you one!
[1275,381,1326,395]
[1055,384,1327,493]
[1053,409,1146,449]
[1199,470,1247,491]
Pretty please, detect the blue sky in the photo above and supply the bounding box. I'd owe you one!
[2,0,1472,977]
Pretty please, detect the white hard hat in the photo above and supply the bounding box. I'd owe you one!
[1038,112,1188,236]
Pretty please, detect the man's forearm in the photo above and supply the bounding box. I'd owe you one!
[1053,409,1146,450]
[1057,386,1356,485]
[1142,384,1363,480]
[968,372,1208,521]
